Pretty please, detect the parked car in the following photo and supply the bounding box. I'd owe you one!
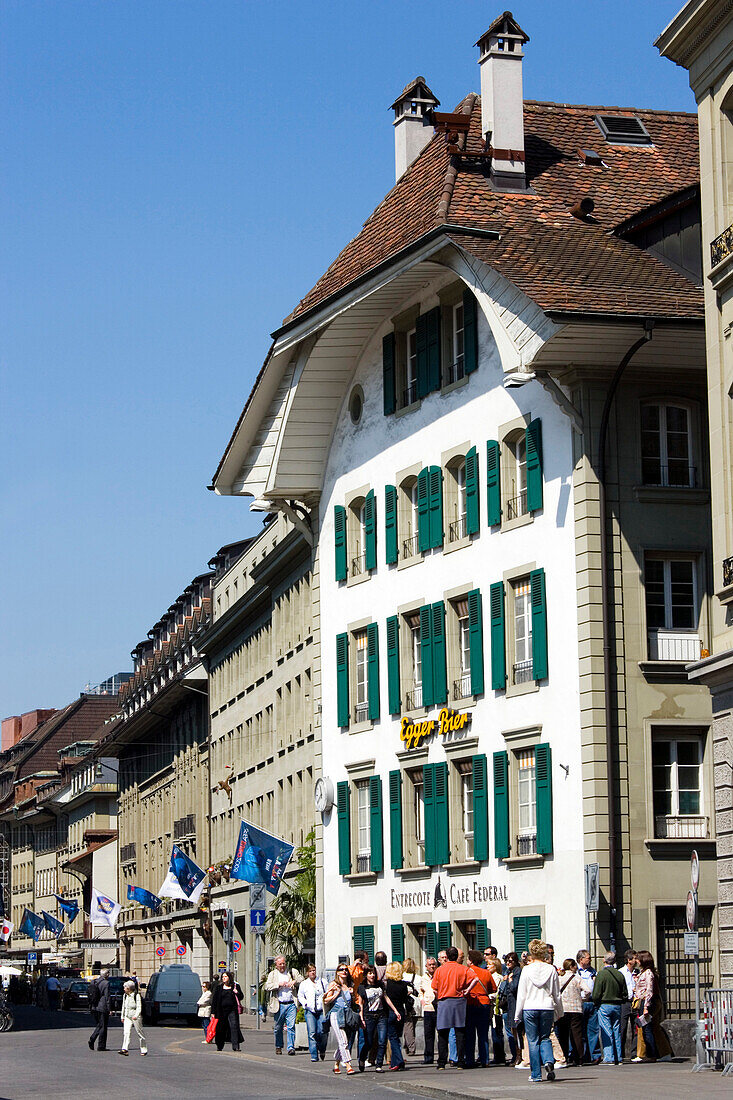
[142,964,201,1025]
[61,980,90,1010]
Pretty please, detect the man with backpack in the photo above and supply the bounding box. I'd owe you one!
[88,969,111,1051]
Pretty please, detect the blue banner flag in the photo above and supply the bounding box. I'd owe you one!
[127,885,162,911]
[230,820,294,896]
[19,909,45,940]
[158,844,206,904]
[54,895,79,922]
[42,911,64,938]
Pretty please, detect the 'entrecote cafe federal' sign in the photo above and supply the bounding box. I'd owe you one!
[400,707,471,751]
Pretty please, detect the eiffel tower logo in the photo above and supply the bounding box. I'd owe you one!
[433,875,447,910]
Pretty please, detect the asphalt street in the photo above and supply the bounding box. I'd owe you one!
[2,1007,733,1100]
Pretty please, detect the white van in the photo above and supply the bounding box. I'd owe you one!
[142,963,202,1024]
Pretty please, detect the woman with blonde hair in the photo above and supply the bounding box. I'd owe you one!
[324,963,362,1074]
[401,956,420,1057]
[118,980,147,1056]
[384,961,410,1070]
[514,939,563,1084]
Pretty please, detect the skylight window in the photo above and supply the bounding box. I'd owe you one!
[594,114,652,146]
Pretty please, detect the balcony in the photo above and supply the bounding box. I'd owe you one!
[449,515,468,543]
[173,814,196,841]
[724,556,733,588]
[402,534,420,559]
[506,490,528,521]
[351,552,367,578]
[516,832,537,856]
[648,630,702,663]
[711,222,733,268]
[353,702,370,724]
[513,659,534,685]
[405,685,423,711]
[655,814,709,840]
[453,673,472,702]
[120,842,136,864]
[356,852,370,873]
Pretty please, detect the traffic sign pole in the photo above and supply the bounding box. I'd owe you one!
[689,851,704,1069]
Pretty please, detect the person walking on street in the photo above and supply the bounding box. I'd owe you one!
[357,965,397,1072]
[88,969,111,1051]
[431,945,475,1069]
[464,949,495,1068]
[118,980,147,1057]
[211,971,243,1052]
[384,961,409,1070]
[197,981,212,1042]
[46,974,61,1011]
[324,963,361,1074]
[499,953,521,1065]
[576,949,600,1063]
[418,957,437,1064]
[592,951,628,1065]
[298,964,329,1062]
[515,939,563,1084]
[374,951,388,982]
[555,959,586,1066]
[400,957,420,1056]
[631,951,673,1062]
[265,955,302,1055]
[618,950,636,1059]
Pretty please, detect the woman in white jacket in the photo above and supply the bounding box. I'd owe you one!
[514,940,563,1084]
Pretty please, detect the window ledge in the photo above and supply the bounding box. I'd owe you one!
[502,854,545,870]
[644,838,716,858]
[349,720,374,737]
[445,860,481,875]
[444,535,471,556]
[501,512,534,534]
[638,661,696,682]
[633,485,709,505]
[394,866,431,880]
[440,375,469,398]
[506,679,539,698]
[346,571,372,589]
[395,399,422,419]
[397,554,423,572]
[345,872,378,886]
[717,584,733,606]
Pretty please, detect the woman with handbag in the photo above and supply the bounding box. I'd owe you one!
[384,961,410,1070]
[324,964,362,1074]
[631,951,673,1062]
[197,981,212,1042]
[400,957,420,1056]
[555,959,586,1066]
[514,939,563,1084]
[211,971,244,1052]
[499,953,521,1065]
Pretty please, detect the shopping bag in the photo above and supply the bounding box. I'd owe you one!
[206,1015,218,1043]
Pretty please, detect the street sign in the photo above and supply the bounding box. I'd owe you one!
[26,951,36,964]
[584,863,600,912]
[218,961,226,971]
[250,910,266,930]
[684,931,700,956]
[686,890,698,932]
[250,884,266,909]
[691,850,700,892]
[156,947,166,957]
[232,940,242,952]
[176,945,186,956]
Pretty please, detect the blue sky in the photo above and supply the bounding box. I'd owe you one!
[1,1,695,716]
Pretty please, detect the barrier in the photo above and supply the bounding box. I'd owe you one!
[700,989,733,1075]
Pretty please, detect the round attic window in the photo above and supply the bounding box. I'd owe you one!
[349,385,364,425]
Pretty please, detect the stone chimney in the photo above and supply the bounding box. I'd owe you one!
[476,11,529,190]
[390,77,439,182]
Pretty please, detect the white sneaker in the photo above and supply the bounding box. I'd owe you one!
[631,1056,644,1063]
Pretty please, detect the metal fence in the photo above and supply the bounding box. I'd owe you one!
[701,989,733,1074]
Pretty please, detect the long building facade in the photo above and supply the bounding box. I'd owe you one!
[212,12,717,1018]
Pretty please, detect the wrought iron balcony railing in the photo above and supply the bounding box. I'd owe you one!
[711,223,733,268]
[724,556,733,588]
[449,515,468,543]
[402,534,420,559]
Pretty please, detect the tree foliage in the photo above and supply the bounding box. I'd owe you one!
[267,829,315,969]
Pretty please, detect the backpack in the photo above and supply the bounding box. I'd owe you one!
[88,981,101,1009]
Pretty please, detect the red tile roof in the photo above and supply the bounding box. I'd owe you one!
[288,97,703,323]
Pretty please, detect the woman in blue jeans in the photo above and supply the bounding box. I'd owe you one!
[514,939,564,1083]
[357,966,399,1071]
[384,962,410,1070]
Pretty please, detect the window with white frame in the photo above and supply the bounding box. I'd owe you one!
[459,760,474,861]
[349,498,367,577]
[641,403,695,488]
[645,555,700,662]
[516,748,537,856]
[408,769,425,866]
[447,458,468,543]
[404,328,418,407]
[405,612,423,710]
[512,578,533,685]
[506,432,528,520]
[355,779,371,873]
[652,733,707,839]
[445,301,465,386]
[453,597,471,701]
[399,477,421,560]
[354,630,369,723]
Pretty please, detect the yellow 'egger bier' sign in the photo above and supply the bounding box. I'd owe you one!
[400,708,471,751]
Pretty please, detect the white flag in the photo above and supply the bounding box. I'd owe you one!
[90,888,121,928]
[158,845,206,905]
[0,919,13,942]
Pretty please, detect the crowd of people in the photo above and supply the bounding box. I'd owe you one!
[234,942,674,1082]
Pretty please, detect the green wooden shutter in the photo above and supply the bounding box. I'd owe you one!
[426,923,438,958]
[490,582,506,690]
[465,446,479,535]
[472,754,489,862]
[354,925,375,962]
[468,588,484,696]
[369,774,384,873]
[389,769,403,869]
[364,489,377,571]
[463,288,478,375]
[337,781,351,875]
[426,306,441,393]
[385,485,398,565]
[417,468,430,552]
[423,763,436,867]
[535,743,553,856]
[526,419,543,512]
[475,919,490,952]
[386,616,401,715]
[336,632,349,727]
[420,605,434,708]
[431,601,447,706]
[433,761,450,866]
[391,924,405,963]
[353,926,364,954]
[367,622,380,721]
[428,465,443,548]
[486,440,501,527]
[527,915,542,942]
[493,751,510,859]
[530,568,548,681]
[513,915,542,954]
[438,921,453,951]
[334,505,347,582]
[383,333,396,416]
[416,312,429,399]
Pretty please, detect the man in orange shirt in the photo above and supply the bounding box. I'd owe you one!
[465,949,496,1068]
[431,946,476,1069]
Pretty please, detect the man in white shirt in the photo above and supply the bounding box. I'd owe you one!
[618,949,636,1060]
[297,964,328,1062]
[265,955,303,1055]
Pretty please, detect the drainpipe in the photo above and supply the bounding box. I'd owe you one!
[597,319,654,950]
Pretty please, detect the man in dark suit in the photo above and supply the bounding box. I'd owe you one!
[88,969,111,1051]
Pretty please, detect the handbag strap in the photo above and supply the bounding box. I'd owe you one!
[560,975,575,994]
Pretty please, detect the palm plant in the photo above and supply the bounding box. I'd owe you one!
[267,829,315,970]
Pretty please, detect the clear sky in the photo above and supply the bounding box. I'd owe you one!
[1,0,695,716]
